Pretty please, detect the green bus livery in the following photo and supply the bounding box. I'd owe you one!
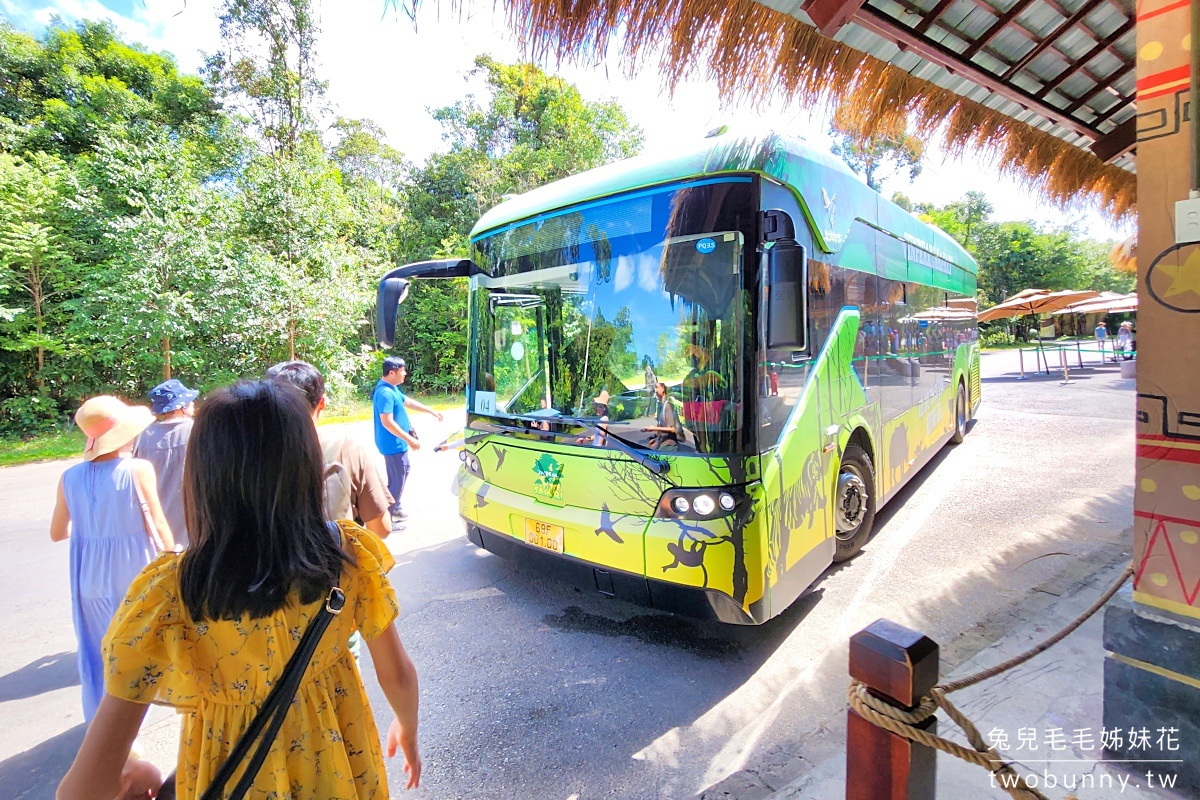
[377,130,980,624]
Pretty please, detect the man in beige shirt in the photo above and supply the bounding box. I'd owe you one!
[267,360,393,538]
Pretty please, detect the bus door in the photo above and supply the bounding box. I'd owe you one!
[757,213,837,612]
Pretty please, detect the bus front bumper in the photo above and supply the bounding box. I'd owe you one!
[465,521,759,625]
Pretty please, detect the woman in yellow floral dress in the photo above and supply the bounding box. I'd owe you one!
[57,380,421,800]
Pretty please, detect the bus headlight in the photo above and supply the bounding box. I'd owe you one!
[460,450,484,478]
[656,488,747,520]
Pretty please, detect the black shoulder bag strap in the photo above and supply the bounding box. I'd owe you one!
[159,523,345,800]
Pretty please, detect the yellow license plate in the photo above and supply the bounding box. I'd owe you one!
[524,519,564,554]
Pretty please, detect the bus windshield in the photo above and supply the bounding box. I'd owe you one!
[467,179,755,455]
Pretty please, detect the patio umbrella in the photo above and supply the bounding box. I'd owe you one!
[909,307,977,321]
[977,289,1101,322]
[1051,292,1137,315]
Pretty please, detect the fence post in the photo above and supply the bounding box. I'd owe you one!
[847,619,940,800]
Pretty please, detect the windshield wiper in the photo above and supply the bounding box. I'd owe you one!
[467,414,671,480]
[523,414,672,479]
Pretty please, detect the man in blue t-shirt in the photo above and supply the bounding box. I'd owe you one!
[373,356,444,530]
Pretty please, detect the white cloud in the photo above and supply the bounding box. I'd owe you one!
[13,0,1127,239]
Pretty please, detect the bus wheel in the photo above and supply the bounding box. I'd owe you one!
[833,445,876,562]
[950,382,968,445]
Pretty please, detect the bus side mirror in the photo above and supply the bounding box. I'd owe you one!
[767,239,807,350]
[377,277,410,348]
[376,258,485,347]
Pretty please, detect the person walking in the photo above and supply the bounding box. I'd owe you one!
[267,360,393,539]
[373,357,443,530]
[1094,320,1108,360]
[57,380,421,800]
[1117,321,1133,360]
[49,396,175,723]
[132,379,198,547]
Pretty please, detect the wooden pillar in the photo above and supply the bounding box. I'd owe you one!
[847,619,939,800]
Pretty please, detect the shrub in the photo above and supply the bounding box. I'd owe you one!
[981,329,1015,348]
[0,392,64,435]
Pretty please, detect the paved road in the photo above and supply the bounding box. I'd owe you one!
[0,349,1135,800]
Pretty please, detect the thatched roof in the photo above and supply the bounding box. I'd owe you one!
[505,0,1136,218]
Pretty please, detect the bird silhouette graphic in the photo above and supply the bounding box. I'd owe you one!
[492,445,507,470]
[474,483,490,509]
[593,503,624,544]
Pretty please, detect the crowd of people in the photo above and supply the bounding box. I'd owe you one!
[51,358,444,799]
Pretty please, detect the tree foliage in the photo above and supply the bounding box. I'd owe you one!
[830,108,924,192]
[0,14,642,434]
[914,192,1134,307]
[391,55,643,393]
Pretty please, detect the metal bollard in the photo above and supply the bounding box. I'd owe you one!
[1018,348,1026,380]
[847,620,940,800]
[1076,340,1083,369]
[1060,348,1072,384]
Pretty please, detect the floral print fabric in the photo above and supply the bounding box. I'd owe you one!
[103,521,399,800]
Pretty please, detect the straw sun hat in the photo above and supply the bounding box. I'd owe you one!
[74,396,154,462]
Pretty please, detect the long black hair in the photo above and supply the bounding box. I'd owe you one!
[179,379,348,621]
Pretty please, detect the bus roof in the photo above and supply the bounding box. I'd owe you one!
[470,129,977,275]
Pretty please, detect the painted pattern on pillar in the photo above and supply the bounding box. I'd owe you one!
[1132,0,1200,618]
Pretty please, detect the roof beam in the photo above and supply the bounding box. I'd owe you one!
[1035,18,1134,100]
[962,0,1038,59]
[1000,0,1110,80]
[1035,0,1133,66]
[850,5,1099,138]
[804,0,871,35]
[1063,62,1134,116]
[913,0,960,35]
[958,0,1133,73]
[1089,116,1136,162]
[891,0,1128,104]
[1089,89,1134,127]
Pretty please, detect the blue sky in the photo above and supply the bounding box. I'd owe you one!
[3,0,1131,242]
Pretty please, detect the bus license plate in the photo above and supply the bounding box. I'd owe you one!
[524,519,564,553]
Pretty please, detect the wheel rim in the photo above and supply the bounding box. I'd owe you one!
[835,464,868,537]
[956,385,967,436]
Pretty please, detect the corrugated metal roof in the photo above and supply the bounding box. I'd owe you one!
[762,0,1137,170]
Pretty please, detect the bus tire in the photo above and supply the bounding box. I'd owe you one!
[950,381,968,445]
[832,445,876,562]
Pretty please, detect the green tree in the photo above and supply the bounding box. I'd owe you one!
[921,191,993,250]
[0,151,73,389]
[830,109,924,192]
[393,56,643,392]
[204,0,324,157]
[0,19,217,158]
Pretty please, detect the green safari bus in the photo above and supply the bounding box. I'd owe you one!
[377,130,980,624]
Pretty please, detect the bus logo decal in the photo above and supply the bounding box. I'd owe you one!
[696,237,716,254]
[532,453,565,500]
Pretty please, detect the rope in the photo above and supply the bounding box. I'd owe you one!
[848,682,1049,800]
[848,565,1133,799]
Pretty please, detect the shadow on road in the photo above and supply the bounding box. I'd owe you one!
[0,723,85,800]
[0,652,78,703]
[376,532,823,799]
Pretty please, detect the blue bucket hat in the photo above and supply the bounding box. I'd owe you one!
[148,379,199,415]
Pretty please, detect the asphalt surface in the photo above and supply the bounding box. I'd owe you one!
[0,346,1136,800]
